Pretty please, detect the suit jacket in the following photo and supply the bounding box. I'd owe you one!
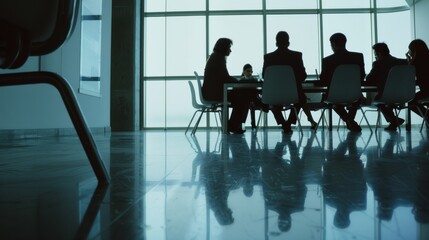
[319,49,365,87]
[365,55,407,94]
[203,52,237,101]
[262,47,307,83]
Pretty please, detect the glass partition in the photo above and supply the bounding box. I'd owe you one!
[79,0,102,97]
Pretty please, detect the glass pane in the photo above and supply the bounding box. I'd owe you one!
[322,0,371,9]
[144,18,166,76]
[209,15,264,77]
[266,0,318,9]
[376,0,410,8]
[376,11,412,58]
[145,81,166,127]
[166,80,197,127]
[144,0,165,12]
[82,0,102,15]
[209,0,261,10]
[166,0,205,11]
[81,21,101,78]
[80,0,102,96]
[322,13,372,73]
[166,16,206,76]
[266,14,321,77]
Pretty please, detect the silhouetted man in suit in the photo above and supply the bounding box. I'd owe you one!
[366,43,408,131]
[262,31,308,134]
[319,33,365,132]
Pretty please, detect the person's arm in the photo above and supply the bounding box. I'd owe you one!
[262,55,268,79]
[365,61,377,86]
[359,53,366,83]
[318,59,328,86]
[296,52,307,82]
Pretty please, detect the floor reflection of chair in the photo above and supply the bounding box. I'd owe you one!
[74,183,109,239]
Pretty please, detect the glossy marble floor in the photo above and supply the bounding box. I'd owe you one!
[1,126,429,240]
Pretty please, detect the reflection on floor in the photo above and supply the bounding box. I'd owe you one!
[1,127,429,239]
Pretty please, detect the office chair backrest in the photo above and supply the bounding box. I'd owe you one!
[188,80,203,109]
[0,0,77,69]
[326,64,362,103]
[194,71,220,105]
[262,65,299,105]
[378,65,416,104]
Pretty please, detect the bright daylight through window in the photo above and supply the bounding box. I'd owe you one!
[143,0,412,129]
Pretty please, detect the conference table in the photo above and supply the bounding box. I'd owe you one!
[221,81,408,134]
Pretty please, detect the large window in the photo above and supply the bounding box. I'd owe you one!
[143,0,413,129]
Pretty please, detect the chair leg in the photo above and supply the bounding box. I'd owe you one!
[192,110,205,135]
[0,72,110,184]
[217,111,223,132]
[375,108,382,132]
[293,107,303,135]
[185,111,200,134]
[420,106,429,132]
[315,108,327,131]
[359,108,373,133]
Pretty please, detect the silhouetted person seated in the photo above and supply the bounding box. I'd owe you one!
[261,134,307,232]
[318,33,366,132]
[323,132,367,228]
[239,63,268,129]
[406,39,429,125]
[365,43,408,131]
[203,38,251,134]
[262,31,318,134]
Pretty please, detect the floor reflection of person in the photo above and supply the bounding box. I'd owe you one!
[301,132,324,185]
[227,134,261,198]
[200,150,234,225]
[412,139,429,224]
[261,134,307,232]
[322,132,367,228]
[365,132,416,221]
[414,159,429,224]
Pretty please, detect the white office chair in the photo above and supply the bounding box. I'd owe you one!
[372,65,416,132]
[185,81,222,135]
[316,64,372,133]
[261,65,303,134]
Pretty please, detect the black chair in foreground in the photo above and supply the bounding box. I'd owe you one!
[0,0,110,184]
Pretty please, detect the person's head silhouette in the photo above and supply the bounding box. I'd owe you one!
[213,38,233,56]
[214,207,234,225]
[334,209,351,229]
[276,31,290,48]
[278,213,292,232]
[330,32,347,53]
